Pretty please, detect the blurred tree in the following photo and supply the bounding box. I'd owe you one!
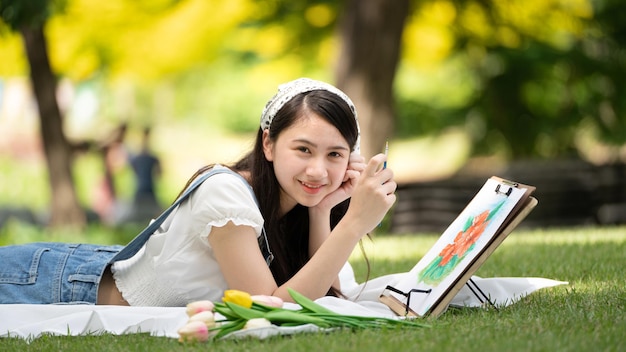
[4,0,623,168]
[0,0,86,228]
[455,0,626,159]
[585,0,626,151]
[233,0,409,159]
[397,0,626,160]
[335,0,410,159]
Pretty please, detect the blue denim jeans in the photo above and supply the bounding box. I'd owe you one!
[0,243,122,304]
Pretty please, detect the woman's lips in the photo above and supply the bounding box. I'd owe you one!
[300,181,324,194]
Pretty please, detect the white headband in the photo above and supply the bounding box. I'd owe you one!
[260,78,361,153]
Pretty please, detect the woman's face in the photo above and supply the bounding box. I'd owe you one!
[263,111,351,215]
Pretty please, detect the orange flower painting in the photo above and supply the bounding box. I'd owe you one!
[417,200,506,286]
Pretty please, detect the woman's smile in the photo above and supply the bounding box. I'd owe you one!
[300,180,326,194]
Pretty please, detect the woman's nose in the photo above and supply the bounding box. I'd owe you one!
[306,157,328,179]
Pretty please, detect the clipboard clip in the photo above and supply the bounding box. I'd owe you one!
[495,183,516,196]
[383,285,432,316]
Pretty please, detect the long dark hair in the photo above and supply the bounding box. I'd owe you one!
[182,89,359,295]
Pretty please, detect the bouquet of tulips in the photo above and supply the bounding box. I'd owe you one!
[178,288,428,342]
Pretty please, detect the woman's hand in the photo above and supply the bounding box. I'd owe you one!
[342,153,397,234]
[312,152,366,212]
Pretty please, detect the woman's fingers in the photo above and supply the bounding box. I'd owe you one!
[349,153,366,171]
[364,153,387,176]
[343,169,361,184]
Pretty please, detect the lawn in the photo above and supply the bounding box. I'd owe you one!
[0,225,624,351]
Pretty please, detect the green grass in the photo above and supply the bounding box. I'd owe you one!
[1,225,625,351]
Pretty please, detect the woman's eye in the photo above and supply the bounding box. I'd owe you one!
[297,147,310,153]
[329,151,343,158]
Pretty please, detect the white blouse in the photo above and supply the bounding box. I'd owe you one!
[111,165,265,306]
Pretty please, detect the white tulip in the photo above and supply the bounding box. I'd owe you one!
[243,317,273,330]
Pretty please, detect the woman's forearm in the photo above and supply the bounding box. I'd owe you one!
[274,217,361,301]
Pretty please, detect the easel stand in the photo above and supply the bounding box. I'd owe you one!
[465,278,498,311]
[383,278,497,317]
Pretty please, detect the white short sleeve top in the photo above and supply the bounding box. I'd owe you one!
[111,165,264,306]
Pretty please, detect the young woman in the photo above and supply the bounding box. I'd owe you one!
[0,78,396,306]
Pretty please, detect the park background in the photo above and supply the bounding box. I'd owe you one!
[0,2,625,351]
[0,0,625,232]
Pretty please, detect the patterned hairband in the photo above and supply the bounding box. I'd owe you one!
[260,78,361,153]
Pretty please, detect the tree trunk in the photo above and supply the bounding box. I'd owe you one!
[335,0,410,159]
[20,24,86,228]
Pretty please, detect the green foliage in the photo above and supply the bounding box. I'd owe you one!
[397,0,626,159]
[2,0,625,178]
[458,0,626,158]
[395,98,465,139]
[0,0,60,29]
[235,0,340,60]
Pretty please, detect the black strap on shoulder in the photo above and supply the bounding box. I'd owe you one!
[109,168,274,265]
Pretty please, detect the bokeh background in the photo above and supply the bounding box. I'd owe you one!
[1,0,625,233]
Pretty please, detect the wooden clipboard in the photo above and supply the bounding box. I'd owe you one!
[379,176,537,318]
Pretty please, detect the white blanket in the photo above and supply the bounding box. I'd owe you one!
[0,274,566,341]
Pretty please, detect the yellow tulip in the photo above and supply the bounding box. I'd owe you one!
[222,289,253,308]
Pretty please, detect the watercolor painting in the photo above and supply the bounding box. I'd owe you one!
[417,199,506,286]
